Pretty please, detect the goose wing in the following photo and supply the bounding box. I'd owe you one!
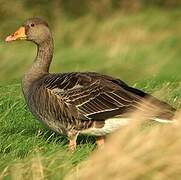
[44,72,175,121]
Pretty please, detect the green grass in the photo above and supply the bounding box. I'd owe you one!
[0,9,180,179]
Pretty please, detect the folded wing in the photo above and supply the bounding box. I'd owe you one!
[44,72,175,121]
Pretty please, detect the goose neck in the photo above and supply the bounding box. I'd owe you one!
[35,38,54,73]
[22,38,54,95]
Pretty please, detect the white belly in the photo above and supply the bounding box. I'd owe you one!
[81,118,130,136]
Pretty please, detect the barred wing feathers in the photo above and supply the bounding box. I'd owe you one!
[44,72,175,122]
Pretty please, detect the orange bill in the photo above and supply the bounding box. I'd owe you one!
[5,26,27,42]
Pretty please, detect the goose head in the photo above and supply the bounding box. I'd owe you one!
[5,18,51,45]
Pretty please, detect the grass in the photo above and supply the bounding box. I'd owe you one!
[67,112,181,180]
[0,9,180,179]
[0,8,180,84]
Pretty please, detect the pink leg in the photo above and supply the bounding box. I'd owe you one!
[68,139,77,152]
[68,130,79,152]
[96,136,105,148]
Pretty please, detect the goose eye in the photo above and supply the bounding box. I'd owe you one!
[30,23,35,27]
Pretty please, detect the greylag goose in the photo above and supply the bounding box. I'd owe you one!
[5,18,175,151]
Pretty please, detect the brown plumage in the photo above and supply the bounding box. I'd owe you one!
[5,18,176,151]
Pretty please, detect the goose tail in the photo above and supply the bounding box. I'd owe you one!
[151,117,176,123]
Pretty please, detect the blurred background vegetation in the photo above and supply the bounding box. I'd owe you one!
[0,0,180,85]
